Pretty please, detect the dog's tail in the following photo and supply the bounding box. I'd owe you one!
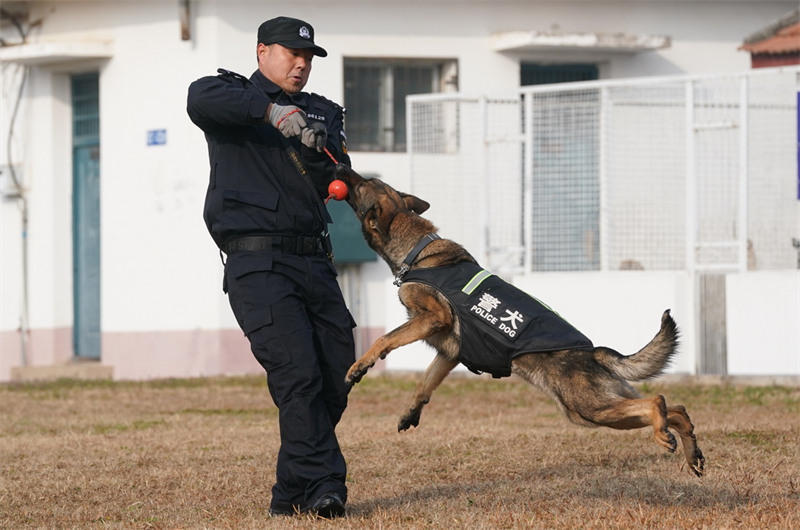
[593,310,679,381]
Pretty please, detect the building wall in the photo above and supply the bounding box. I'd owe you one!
[726,272,800,376]
[1,1,796,381]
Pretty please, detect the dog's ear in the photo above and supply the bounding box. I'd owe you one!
[401,193,430,215]
[364,205,394,237]
[376,205,395,236]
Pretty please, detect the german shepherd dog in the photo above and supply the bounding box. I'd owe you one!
[337,166,705,477]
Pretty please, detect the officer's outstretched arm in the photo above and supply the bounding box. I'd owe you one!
[187,75,270,131]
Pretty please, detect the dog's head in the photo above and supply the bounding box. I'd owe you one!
[336,165,430,244]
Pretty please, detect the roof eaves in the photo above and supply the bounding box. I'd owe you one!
[742,8,800,45]
[492,30,671,54]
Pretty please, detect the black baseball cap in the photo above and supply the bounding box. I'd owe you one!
[257,16,328,57]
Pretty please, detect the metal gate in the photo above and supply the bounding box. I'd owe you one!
[408,67,799,274]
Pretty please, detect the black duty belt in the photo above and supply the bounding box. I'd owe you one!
[222,234,325,255]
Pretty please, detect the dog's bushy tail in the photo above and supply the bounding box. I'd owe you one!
[593,310,679,381]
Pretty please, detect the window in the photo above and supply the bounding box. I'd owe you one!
[521,63,598,86]
[344,58,457,152]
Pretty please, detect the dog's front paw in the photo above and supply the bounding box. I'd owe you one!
[398,408,421,432]
[345,361,372,385]
[344,372,362,385]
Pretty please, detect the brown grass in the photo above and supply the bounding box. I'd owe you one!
[1,374,799,529]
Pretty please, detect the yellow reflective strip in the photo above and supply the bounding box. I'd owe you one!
[462,269,493,294]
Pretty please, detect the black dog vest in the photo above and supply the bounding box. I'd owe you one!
[402,262,593,378]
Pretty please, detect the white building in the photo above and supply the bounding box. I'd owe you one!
[1,0,797,382]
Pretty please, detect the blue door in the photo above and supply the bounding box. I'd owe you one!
[72,73,101,359]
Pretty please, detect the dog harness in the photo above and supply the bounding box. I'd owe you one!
[401,260,594,378]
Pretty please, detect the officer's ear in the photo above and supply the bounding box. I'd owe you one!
[402,193,429,215]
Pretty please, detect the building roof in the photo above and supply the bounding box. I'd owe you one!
[493,30,670,55]
[739,9,800,55]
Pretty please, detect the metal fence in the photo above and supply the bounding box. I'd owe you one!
[408,67,800,275]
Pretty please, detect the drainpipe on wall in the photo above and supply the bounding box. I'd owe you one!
[179,0,191,41]
[19,193,30,367]
[2,7,41,367]
[4,65,31,366]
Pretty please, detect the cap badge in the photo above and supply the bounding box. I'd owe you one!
[299,26,311,39]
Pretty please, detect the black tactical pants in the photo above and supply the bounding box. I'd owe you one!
[224,251,355,511]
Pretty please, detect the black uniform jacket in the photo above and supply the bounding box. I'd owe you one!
[186,69,350,249]
[403,262,594,378]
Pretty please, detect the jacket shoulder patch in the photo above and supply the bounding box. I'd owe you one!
[310,92,346,114]
[216,68,250,85]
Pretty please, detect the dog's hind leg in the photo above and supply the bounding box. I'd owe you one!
[667,404,705,476]
[576,395,704,477]
[398,354,459,431]
[588,394,677,454]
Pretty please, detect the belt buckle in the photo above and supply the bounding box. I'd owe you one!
[300,236,313,254]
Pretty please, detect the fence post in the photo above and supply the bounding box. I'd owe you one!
[407,97,414,189]
[479,95,489,265]
[738,75,749,272]
[599,86,610,272]
[685,80,697,276]
[684,79,702,375]
[523,93,534,273]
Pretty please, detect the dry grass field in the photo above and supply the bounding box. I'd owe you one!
[1,373,799,529]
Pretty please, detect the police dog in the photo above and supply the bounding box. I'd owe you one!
[337,166,704,477]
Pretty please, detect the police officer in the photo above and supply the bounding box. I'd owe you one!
[187,16,354,518]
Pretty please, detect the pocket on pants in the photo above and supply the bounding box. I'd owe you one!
[224,257,274,336]
[248,312,295,372]
[242,306,273,336]
[225,258,294,371]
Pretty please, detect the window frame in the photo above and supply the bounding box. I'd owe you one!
[343,57,458,152]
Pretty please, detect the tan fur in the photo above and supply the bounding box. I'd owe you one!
[338,167,704,477]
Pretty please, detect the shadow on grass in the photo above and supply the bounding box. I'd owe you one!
[347,456,754,518]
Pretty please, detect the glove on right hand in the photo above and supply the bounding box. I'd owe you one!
[268,103,308,138]
[300,122,328,152]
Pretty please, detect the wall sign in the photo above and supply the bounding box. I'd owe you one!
[147,129,167,146]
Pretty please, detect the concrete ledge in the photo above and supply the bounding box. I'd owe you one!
[11,363,114,382]
[386,371,800,387]
[656,374,800,388]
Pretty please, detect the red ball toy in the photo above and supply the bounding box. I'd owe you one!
[327,179,348,201]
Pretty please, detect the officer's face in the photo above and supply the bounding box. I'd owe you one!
[258,43,313,94]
